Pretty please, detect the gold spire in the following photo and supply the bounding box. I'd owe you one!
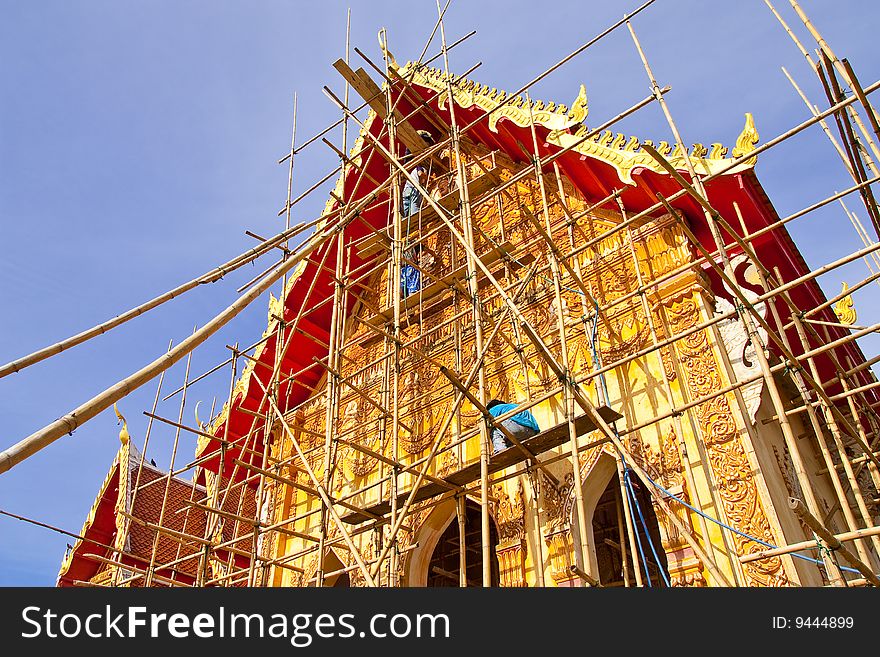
[113,403,130,445]
[378,30,398,70]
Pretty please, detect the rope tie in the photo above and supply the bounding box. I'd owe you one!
[813,532,836,557]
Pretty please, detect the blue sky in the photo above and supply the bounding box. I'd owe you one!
[1,0,879,585]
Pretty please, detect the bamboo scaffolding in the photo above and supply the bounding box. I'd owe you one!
[346,83,734,587]
[14,3,880,592]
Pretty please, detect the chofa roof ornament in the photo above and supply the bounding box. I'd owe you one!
[732,112,760,166]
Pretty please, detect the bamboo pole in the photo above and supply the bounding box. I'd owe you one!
[316,235,345,587]
[765,270,876,567]
[786,0,880,168]
[741,523,880,564]
[433,4,493,587]
[456,495,467,587]
[112,339,172,584]
[643,147,880,470]
[255,376,378,586]
[618,200,728,582]
[0,217,321,380]
[776,270,879,560]
[524,90,594,580]
[0,222,342,475]
[627,18,836,584]
[788,497,880,586]
[145,338,195,586]
[613,481,632,587]
[352,90,735,586]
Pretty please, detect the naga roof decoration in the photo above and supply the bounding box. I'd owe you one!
[834,281,858,326]
[396,61,761,185]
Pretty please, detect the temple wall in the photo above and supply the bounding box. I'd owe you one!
[264,145,825,587]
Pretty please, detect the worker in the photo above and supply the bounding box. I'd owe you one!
[486,399,540,454]
[400,130,434,218]
[399,130,434,298]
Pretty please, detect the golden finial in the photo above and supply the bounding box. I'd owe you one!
[378,30,399,70]
[194,400,208,433]
[732,112,759,165]
[569,84,588,123]
[834,282,857,326]
[113,403,130,445]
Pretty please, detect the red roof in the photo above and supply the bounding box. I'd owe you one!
[58,444,254,587]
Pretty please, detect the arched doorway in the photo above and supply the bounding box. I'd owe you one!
[574,453,669,587]
[320,549,350,587]
[426,500,499,587]
[592,471,668,586]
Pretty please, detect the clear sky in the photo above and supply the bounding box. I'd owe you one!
[1,0,879,586]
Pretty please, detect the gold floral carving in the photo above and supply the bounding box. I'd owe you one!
[662,288,788,586]
[642,427,684,490]
[542,471,575,530]
[541,471,577,583]
[544,528,575,584]
[399,355,452,454]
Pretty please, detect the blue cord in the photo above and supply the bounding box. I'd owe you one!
[624,467,672,587]
[622,467,653,587]
[638,467,860,576]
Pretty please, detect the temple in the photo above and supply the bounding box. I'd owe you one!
[48,18,880,588]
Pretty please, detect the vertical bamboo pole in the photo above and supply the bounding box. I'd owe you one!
[524,93,595,581]
[456,495,467,587]
[436,1,492,587]
[527,470,546,587]
[316,13,353,584]
[382,26,403,588]
[614,478,632,586]
[316,234,345,587]
[619,203,728,581]
[112,339,173,586]
[200,344,238,586]
[282,93,298,294]
[552,165,630,587]
[614,455,643,586]
[145,335,195,586]
[248,322,285,587]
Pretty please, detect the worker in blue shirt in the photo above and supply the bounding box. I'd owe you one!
[486,399,540,454]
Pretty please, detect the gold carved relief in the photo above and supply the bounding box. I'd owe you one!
[661,285,788,586]
[495,480,527,587]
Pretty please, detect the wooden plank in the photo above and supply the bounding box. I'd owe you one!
[341,406,622,524]
[333,59,428,156]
